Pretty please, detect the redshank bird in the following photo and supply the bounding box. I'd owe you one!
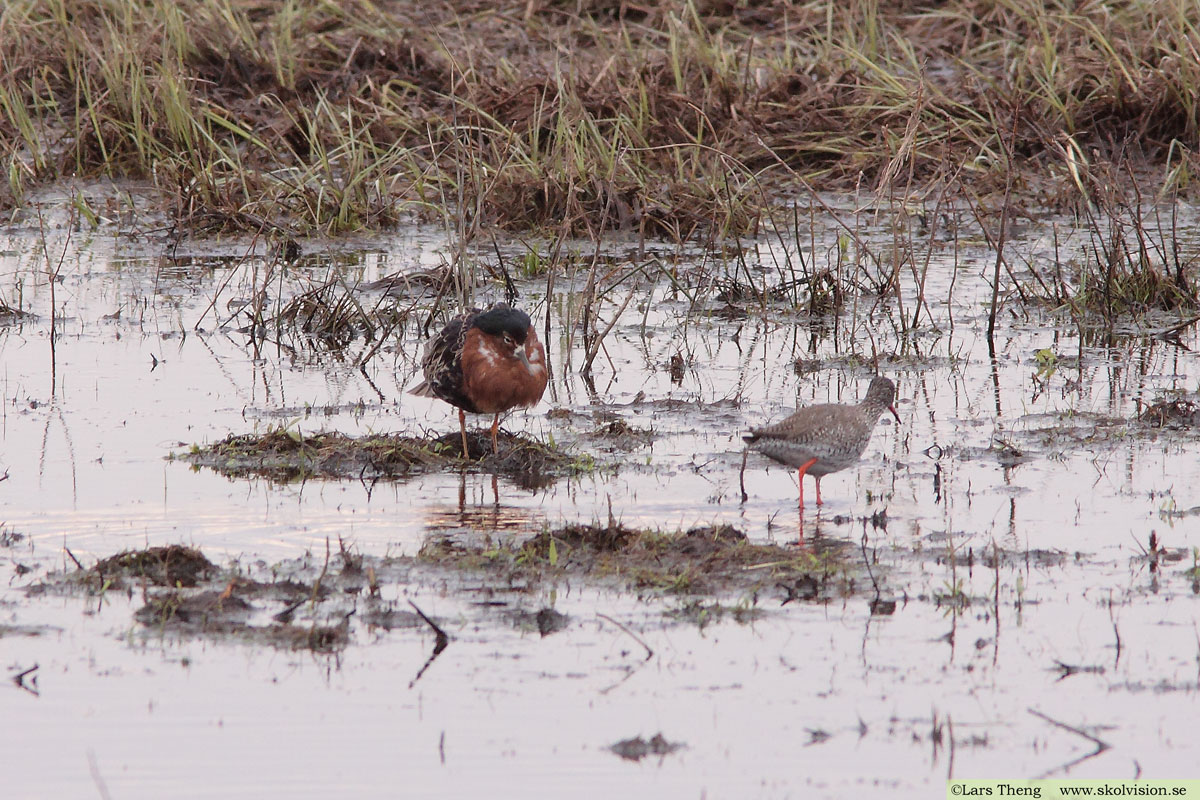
[743,376,899,508]
[410,303,548,457]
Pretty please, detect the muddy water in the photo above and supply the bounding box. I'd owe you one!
[2,187,1199,797]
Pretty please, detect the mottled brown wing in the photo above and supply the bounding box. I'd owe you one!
[409,309,482,413]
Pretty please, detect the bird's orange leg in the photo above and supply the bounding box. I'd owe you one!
[796,457,818,510]
[490,413,500,453]
[459,408,469,458]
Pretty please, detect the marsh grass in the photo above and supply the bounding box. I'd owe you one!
[1018,156,1199,317]
[182,240,428,365]
[5,0,1200,364]
[245,273,395,352]
[1,0,1196,241]
[0,295,31,324]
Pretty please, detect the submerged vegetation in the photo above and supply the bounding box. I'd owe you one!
[0,0,1196,243]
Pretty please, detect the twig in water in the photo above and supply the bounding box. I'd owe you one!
[273,598,305,623]
[64,547,84,571]
[738,448,749,503]
[35,203,73,394]
[309,537,331,609]
[860,528,882,600]
[597,612,653,661]
[11,663,39,695]
[87,749,113,800]
[946,714,956,779]
[1028,707,1112,778]
[992,541,1001,666]
[1193,621,1200,687]
[1028,708,1111,751]
[1108,590,1122,667]
[408,600,450,687]
[409,600,450,651]
[582,282,638,376]
[986,103,1021,345]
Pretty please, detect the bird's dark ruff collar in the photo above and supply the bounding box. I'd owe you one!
[473,305,531,341]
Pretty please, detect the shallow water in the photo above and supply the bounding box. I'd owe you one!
[3,187,1199,797]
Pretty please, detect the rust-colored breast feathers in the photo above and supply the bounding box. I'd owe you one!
[461,326,548,414]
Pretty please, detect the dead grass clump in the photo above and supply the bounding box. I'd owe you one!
[1068,230,1198,316]
[257,284,381,350]
[509,607,570,637]
[133,591,350,653]
[1075,262,1197,317]
[217,256,418,361]
[571,522,843,595]
[0,526,25,547]
[0,300,33,325]
[1021,154,1199,318]
[1138,399,1199,429]
[183,429,430,483]
[92,545,215,588]
[187,430,423,481]
[525,522,641,556]
[183,428,579,487]
[134,591,252,630]
[424,521,852,598]
[456,432,579,489]
[33,544,374,653]
[291,623,352,653]
[666,599,763,626]
[64,544,355,652]
[589,415,656,449]
[610,733,685,762]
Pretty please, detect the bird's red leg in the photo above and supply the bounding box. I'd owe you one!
[459,408,469,458]
[796,457,818,510]
[490,413,500,453]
